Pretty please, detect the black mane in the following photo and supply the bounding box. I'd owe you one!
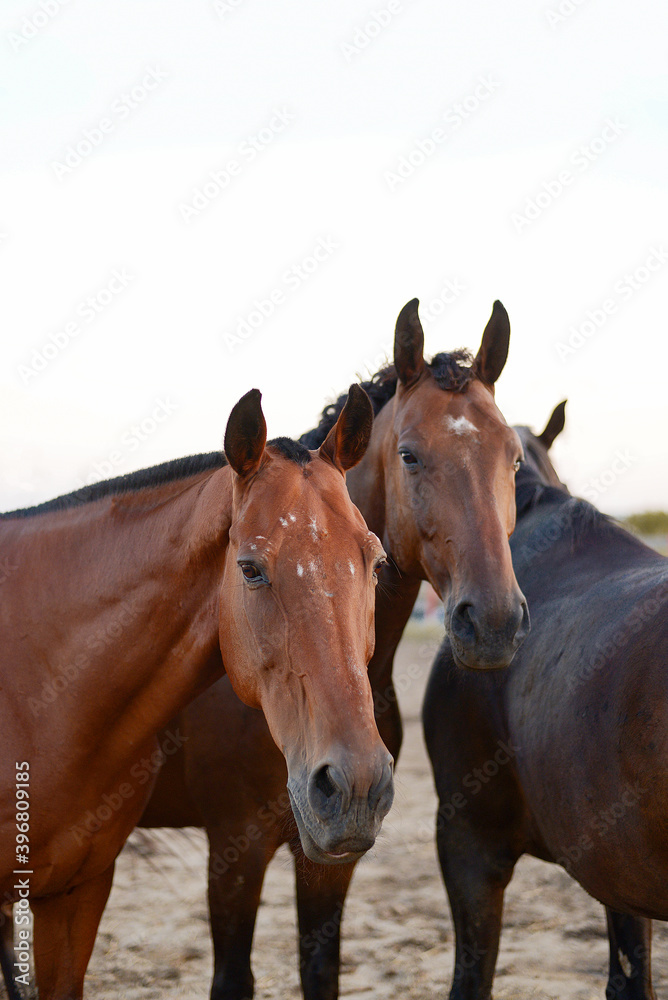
[0,435,313,521]
[0,452,227,520]
[514,463,615,550]
[299,350,475,450]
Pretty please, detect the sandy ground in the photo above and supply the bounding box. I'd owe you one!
[10,633,668,999]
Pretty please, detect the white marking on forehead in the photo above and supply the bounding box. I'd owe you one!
[446,415,479,436]
[279,517,288,527]
[288,513,296,522]
[296,563,304,577]
[255,535,266,540]
[348,560,355,576]
[309,516,318,540]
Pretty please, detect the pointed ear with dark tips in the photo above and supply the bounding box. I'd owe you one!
[474,300,510,387]
[538,400,567,450]
[394,298,425,386]
[224,388,267,477]
[319,384,373,474]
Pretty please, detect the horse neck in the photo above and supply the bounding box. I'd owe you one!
[2,467,231,749]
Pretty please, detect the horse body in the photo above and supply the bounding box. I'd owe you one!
[423,406,668,999]
[139,298,528,1000]
[0,466,227,900]
[509,535,668,914]
[1,387,393,999]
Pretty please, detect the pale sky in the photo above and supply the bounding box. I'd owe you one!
[1,0,667,515]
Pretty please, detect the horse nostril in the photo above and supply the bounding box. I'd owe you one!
[516,600,531,645]
[308,764,350,820]
[451,601,477,644]
[369,759,394,811]
[314,765,337,801]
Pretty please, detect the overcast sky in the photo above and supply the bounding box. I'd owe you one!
[1,0,667,515]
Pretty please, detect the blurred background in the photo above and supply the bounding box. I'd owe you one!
[1,0,667,524]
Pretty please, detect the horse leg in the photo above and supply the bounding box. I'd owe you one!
[436,825,515,1000]
[208,826,272,1000]
[31,864,115,1000]
[605,909,656,1000]
[293,854,355,1000]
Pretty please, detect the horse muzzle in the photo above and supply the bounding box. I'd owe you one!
[447,591,530,670]
[287,753,394,864]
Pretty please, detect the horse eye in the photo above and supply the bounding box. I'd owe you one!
[373,557,388,581]
[399,449,419,469]
[239,562,267,586]
[513,459,523,473]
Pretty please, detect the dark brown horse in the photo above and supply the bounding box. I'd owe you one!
[424,402,668,1000]
[0,386,393,1000]
[139,298,528,999]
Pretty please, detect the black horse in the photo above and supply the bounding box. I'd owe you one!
[423,402,668,1000]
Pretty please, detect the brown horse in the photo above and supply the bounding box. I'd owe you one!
[424,402,668,1000]
[139,298,528,1000]
[0,385,393,1000]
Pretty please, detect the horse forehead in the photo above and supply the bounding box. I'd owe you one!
[398,383,507,449]
[243,466,364,539]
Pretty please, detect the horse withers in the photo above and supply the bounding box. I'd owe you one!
[0,385,391,1000]
[424,402,668,1000]
[140,298,529,1000]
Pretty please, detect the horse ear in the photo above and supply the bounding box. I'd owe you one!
[394,298,425,386]
[537,400,567,450]
[224,389,267,477]
[319,384,373,474]
[474,300,510,387]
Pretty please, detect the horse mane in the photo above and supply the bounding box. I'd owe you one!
[299,350,475,449]
[514,464,616,551]
[0,437,310,520]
